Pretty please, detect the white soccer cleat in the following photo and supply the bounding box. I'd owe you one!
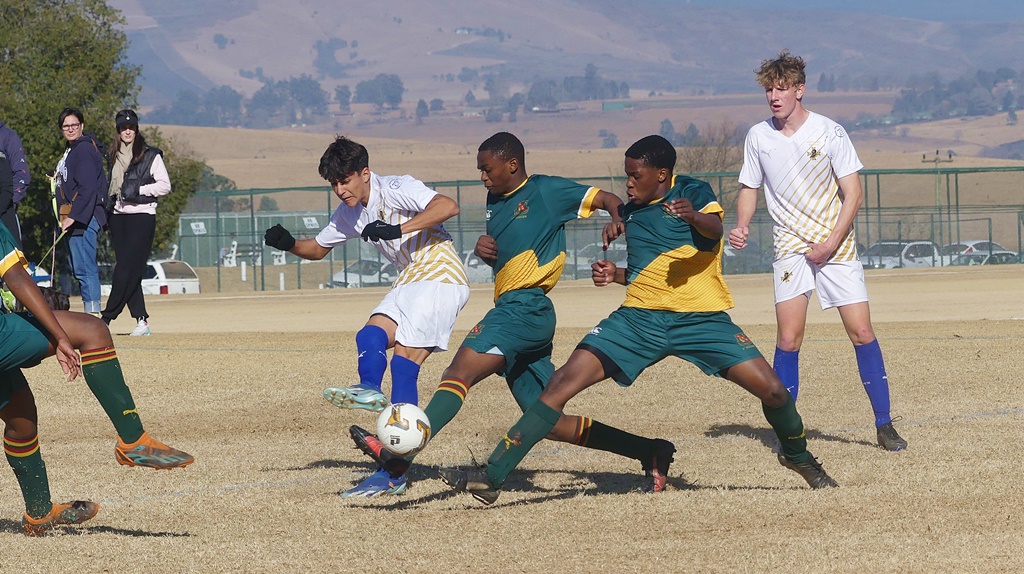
[130,318,151,336]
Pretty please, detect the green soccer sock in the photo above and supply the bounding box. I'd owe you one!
[81,347,144,444]
[577,418,657,462]
[5,433,52,518]
[762,393,810,463]
[423,378,469,438]
[486,400,562,488]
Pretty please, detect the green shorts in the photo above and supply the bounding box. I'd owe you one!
[460,288,555,410]
[579,307,763,386]
[0,313,51,409]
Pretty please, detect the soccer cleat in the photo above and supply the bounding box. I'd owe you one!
[349,425,410,478]
[438,467,500,505]
[341,468,408,498]
[22,500,100,536]
[323,385,388,413]
[640,438,676,493]
[130,318,151,336]
[115,432,195,469]
[777,452,839,489]
[876,422,908,451]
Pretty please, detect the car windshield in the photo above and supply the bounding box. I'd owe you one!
[862,243,904,257]
[345,260,382,274]
[940,244,967,256]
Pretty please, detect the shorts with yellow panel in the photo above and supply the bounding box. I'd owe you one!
[579,307,763,386]
[0,313,52,409]
[460,288,556,410]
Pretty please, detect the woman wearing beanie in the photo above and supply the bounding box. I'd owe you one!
[100,109,171,335]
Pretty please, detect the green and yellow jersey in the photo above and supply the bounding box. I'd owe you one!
[0,224,27,278]
[620,175,733,312]
[487,175,600,300]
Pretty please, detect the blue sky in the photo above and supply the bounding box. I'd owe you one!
[659,0,1023,23]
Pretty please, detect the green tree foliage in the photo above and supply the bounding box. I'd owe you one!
[416,99,429,121]
[429,98,444,112]
[258,196,279,211]
[353,73,404,110]
[143,129,204,257]
[0,0,138,260]
[336,85,352,112]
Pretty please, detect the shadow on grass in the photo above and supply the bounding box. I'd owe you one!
[705,423,875,450]
[0,518,191,538]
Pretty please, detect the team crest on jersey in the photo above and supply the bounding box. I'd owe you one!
[513,201,529,218]
[468,323,483,337]
[378,207,386,220]
[589,326,602,336]
[807,147,821,160]
[734,333,756,349]
[389,179,402,190]
[780,270,793,283]
[485,209,492,221]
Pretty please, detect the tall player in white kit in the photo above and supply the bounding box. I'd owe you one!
[264,135,471,496]
[729,51,907,451]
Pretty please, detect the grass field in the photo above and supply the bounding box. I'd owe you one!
[2,266,1023,572]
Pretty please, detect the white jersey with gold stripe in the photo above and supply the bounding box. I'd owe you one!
[315,172,468,286]
[738,111,864,262]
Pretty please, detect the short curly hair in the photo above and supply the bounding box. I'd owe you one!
[755,50,806,89]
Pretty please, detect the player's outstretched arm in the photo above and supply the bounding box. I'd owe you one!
[1,265,80,381]
[592,190,625,248]
[265,224,330,260]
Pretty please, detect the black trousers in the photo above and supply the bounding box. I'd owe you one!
[101,212,155,322]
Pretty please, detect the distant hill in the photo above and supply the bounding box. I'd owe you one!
[109,0,1024,108]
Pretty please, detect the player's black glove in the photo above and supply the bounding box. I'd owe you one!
[264,224,295,251]
[361,220,403,242]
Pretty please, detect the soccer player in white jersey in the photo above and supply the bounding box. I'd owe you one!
[729,51,907,451]
[264,135,471,496]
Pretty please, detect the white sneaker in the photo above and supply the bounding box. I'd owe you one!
[130,318,151,336]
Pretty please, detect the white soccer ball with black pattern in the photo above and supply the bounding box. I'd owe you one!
[375,403,431,456]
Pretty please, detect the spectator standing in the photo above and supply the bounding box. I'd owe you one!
[100,110,170,335]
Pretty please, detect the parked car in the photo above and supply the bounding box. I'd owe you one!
[861,240,950,269]
[141,259,201,295]
[940,240,1009,258]
[99,259,201,296]
[330,259,396,288]
[570,241,629,278]
[948,250,1021,266]
[462,250,493,284]
[723,240,773,275]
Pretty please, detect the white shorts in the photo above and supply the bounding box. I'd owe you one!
[772,253,869,310]
[372,281,471,352]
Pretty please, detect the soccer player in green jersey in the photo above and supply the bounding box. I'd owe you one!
[348,132,678,498]
[439,135,838,504]
[0,224,192,534]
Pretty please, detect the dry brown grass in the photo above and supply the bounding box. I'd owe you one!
[3,266,1024,572]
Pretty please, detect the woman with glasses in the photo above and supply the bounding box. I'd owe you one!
[54,108,108,315]
[99,110,170,336]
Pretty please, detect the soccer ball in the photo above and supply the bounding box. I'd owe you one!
[375,403,431,456]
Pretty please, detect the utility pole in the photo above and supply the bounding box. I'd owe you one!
[922,150,954,246]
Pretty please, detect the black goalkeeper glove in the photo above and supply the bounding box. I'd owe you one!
[361,220,403,242]
[264,224,296,251]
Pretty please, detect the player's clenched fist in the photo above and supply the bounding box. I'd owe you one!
[728,226,749,250]
[264,224,296,251]
[591,259,617,287]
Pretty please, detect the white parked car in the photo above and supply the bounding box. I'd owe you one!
[100,259,201,296]
[940,240,1009,258]
[570,241,628,278]
[861,240,950,269]
[142,259,201,295]
[948,250,1020,266]
[330,259,396,288]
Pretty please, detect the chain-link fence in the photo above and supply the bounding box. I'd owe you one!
[175,166,1024,292]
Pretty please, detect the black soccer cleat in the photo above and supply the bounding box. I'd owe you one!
[777,452,839,489]
[876,422,908,451]
[348,425,410,478]
[438,467,500,505]
[640,439,676,493]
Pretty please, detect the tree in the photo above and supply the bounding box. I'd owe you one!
[416,99,429,123]
[353,73,404,110]
[204,85,244,126]
[429,98,444,112]
[143,129,205,257]
[465,90,477,106]
[0,0,140,260]
[336,84,351,113]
